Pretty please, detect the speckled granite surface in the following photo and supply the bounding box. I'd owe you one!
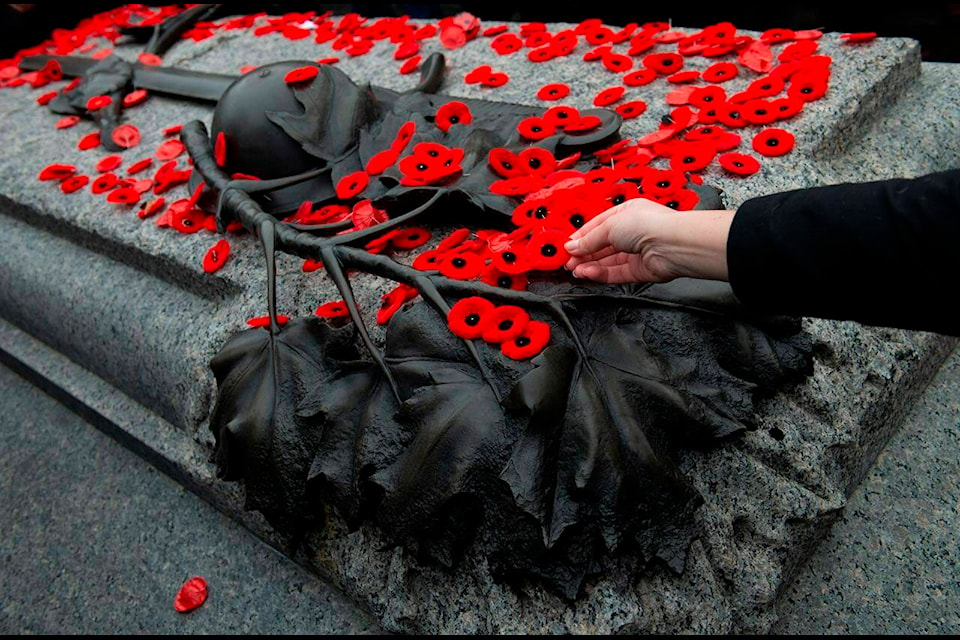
[0,15,958,634]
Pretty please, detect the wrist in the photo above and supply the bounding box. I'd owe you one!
[645,209,734,281]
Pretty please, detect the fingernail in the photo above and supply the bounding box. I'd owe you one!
[564,239,579,253]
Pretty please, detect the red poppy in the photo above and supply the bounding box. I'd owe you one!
[761,28,796,44]
[398,55,421,75]
[652,188,699,210]
[391,227,431,250]
[602,52,633,73]
[742,99,779,125]
[563,115,602,133]
[335,171,369,199]
[593,86,625,107]
[393,40,420,60]
[746,75,786,99]
[526,46,555,63]
[717,102,747,128]
[667,70,700,84]
[654,30,688,44]
[501,320,550,360]
[519,147,557,177]
[439,251,484,280]
[316,300,350,319]
[464,64,492,83]
[739,40,775,73]
[615,100,647,120]
[364,148,397,175]
[480,71,509,88]
[284,65,319,84]
[126,158,153,175]
[685,125,724,142]
[391,121,416,154]
[517,116,556,140]
[841,32,877,43]
[55,116,80,130]
[622,68,657,87]
[138,197,166,220]
[448,297,495,339]
[779,41,818,62]
[481,306,530,344]
[583,45,612,62]
[490,245,531,274]
[156,139,185,161]
[105,186,140,205]
[787,73,828,102]
[702,61,738,83]
[772,96,805,120]
[91,173,119,194]
[38,164,76,181]
[490,175,545,197]
[435,101,472,132]
[412,249,443,271]
[86,95,112,111]
[202,239,231,273]
[584,26,615,46]
[527,229,571,271]
[137,52,162,66]
[174,577,208,614]
[641,168,685,197]
[490,33,523,56]
[643,52,683,74]
[246,315,290,328]
[111,124,141,149]
[483,25,510,37]
[398,144,464,186]
[92,155,120,173]
[488,148,525,178]
[543,105,579,129]
[537,83,570,101]
[627,34,655,56]
[669,142,715,172]
[60,175,89,194]
[36,91,57,106]
[714,132,743,152]
[122,89,148,108]
[164,125,183,137]
[752,128,795,157]
[794,29,824,40]
[718,152,761,176]
[688,86,726,109]
[377,284,418,325]
[481,266,528,291]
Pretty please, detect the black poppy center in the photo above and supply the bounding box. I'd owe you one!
[465,313,481,326]
[702,96,714,102]
[531,126,542,133]
[497,276,513,288]
[612,194,626,205]
[656,180,670,188]
[662,59,673,66]
[503,251,516,263]
[529,158,541,169]
[683,156,695,164]
[427,150,439,157]
[801,87,813,94]
[417,163,428,171]
[766,138,780,147]
[182,219,194,227]
[570,214,585,227]
[502,161,513,170]
[498,320,514,331]
[449,115,459,123]
[661,115,674,126]
[515,337,531,347]
[556,110,568,118]
[535,206,549,219]
[729,111,741,119]
[666,200,679,209]
[452,257,467,268]
[541,244,557,257]
[733,161,743,168]
[755,109,768,116]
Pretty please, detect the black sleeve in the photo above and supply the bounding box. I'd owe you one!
[727,169,960,336]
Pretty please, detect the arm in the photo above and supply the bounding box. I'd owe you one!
[565,169,960,336]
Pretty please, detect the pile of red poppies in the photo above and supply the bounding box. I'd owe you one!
[8,6,882,360]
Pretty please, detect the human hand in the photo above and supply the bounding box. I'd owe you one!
[563,198,735,284]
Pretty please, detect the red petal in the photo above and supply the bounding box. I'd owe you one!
[156,139,185,161]
[335,171,369,199]
[593,86,625,107]
[284,66,319,84]
[174,577,208,614]
[122,89,148,108]
[739,40,774,74]
[202,239,231,273]
[55,116,80,130]
[111,124,141,149]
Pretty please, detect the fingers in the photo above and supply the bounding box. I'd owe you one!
[564,245,617,271]
[574,262,637,284]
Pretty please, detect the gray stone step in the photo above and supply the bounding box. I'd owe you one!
[0,361,381,635]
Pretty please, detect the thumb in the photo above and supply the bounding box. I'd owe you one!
[564,217,614,256]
